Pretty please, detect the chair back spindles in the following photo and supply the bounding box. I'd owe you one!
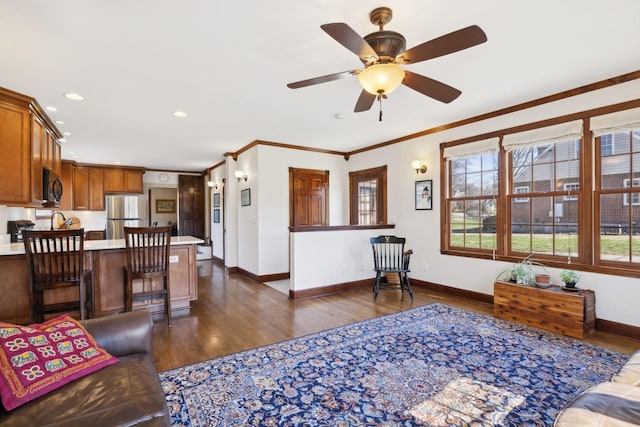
[22,229,90,323]
[370,235,414,302]
[124,226,172,326]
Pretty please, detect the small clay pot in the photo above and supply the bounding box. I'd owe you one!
[535,274,550,284]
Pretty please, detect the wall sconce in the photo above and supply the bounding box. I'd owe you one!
[207,181,219,189]
[235,170,248,182]
[411,160,427,174]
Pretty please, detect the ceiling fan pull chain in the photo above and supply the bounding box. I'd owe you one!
[378,95,383,122]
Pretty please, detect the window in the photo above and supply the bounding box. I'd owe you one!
[563,183,580,201]
[447,152,498,251]
[514,186,529,203]
[442,110,640,276]
[596,130,640,264]
[508,139,580,258]
[623,178,640,206]
[349,166,387,225]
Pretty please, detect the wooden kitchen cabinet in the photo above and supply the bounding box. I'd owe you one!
[91,245,197,317]
[73,166,105,210]
[59,161,74,210]
[30,118,60,204]
[0,96,33,205]
[104,167,144,194]
[0,87,62,207]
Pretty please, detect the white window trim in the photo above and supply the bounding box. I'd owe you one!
[600,134,615,156]
[514,186,530,203]
[564,183,579,201]
[623,178,640,206]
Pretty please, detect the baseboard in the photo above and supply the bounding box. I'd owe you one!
[237,267,258,282]
[259,272,290,283]
[211,255,224,266]
[412,279,494,305]
[290,279,370,300]
[414,280,640,339]
[231,269,640,340]
[596,318,640,340]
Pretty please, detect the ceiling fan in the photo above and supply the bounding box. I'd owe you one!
[287,7,487,119]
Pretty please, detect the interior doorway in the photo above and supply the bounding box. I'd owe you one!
[149,187,178,233]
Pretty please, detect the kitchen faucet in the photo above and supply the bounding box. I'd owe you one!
[51,211,73,230]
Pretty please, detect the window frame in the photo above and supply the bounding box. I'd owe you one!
[441,105,640,278]
[349,165,387,225]
[445,152,500,254]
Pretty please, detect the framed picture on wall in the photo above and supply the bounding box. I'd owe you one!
[415,180,432,210]
[156,199,176,213]
[213,193,220,207]
[241,188,251,206]
[213,208,220,223]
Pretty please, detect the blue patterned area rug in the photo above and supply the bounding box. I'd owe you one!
[160,303,626,426]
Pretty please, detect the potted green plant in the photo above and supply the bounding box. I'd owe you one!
[496,255,544,287]
[559,269,581,288]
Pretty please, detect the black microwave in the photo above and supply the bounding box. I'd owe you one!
[43,167,63,203]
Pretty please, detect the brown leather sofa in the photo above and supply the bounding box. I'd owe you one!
[554,349,640,426]
[0,310,170,426]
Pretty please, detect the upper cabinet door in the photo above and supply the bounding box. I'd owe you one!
[104,168,144,194]
[0,101,31,204]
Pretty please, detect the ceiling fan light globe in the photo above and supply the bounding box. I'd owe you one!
[357,63,405,96]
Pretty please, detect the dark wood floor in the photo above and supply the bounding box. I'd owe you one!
[152,260,640,372]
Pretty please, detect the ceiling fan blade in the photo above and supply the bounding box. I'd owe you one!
[321,23,378,60]
[287,70,358,89]
[397,25,487,64]
[354,90,376,112]
[402,71,462,103]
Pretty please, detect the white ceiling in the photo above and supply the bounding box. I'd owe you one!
[1,1,639,172]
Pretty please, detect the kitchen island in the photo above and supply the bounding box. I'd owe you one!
[0,236,202,324]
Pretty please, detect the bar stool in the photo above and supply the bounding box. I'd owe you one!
[22,228,91,323]
[123,226,172,326]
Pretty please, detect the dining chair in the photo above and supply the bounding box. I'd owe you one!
[123,226,172,326]
[22,228,91,323]
[370,235,414,301]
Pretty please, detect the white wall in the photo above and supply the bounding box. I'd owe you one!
[231,145,350,277]
[208,166,226,261]
[235,149,259,274]
[257,145,351,276]
[290,228,381,290]
[345,80,640,327]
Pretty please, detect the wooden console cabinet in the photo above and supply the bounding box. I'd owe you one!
[494,280,595,339]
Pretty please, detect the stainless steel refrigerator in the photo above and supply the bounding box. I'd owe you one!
[105,195,148,239]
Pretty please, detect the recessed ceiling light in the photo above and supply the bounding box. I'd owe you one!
[63,132,71,136]
[63,93,84,101]
[173,111,188,118]
[55,120,65,125]
[114,161,121,164]
[46,106,57,112]
[58,138,66,143]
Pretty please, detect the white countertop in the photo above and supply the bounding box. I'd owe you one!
[0,236,204,256]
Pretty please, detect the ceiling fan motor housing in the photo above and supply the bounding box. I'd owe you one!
[363,31,406,64]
